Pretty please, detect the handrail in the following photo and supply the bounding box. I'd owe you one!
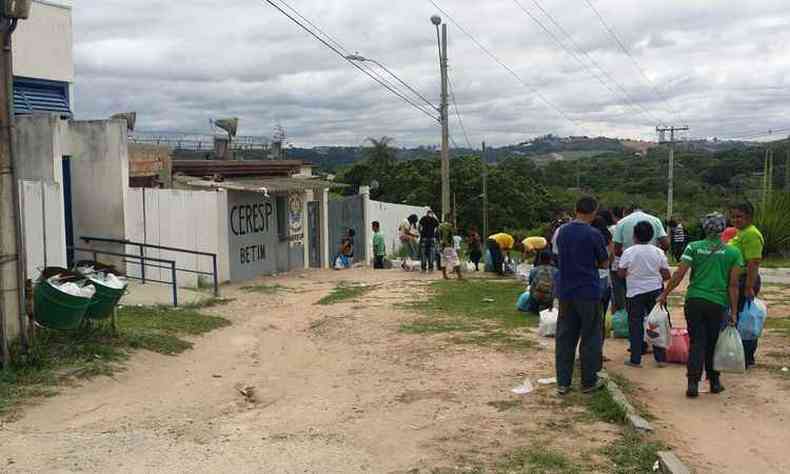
[80,235,218,297]
[71,247,179,306]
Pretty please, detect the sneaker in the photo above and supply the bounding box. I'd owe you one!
[557,386,572,396]
[624,360,642,368]
[686,381,699,398]
[655,362,667,369]
[581,380,606,394]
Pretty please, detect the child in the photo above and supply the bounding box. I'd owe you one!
[526,250,557,313]
[372,221,386,270]
[438,215,463,280]
[618,221,672,367]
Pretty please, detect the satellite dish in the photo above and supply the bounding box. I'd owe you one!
[111,112,137,131]
[212,118,239,138]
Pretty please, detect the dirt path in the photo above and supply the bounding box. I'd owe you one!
[605,287,790,474]
[0,269,618,473]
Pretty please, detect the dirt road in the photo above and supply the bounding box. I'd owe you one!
[0,269,618,473]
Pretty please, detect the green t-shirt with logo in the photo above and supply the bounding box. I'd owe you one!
[682,238,743,307]
[729,224,764,262]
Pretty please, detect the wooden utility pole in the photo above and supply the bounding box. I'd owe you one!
[656,125,689,221]
[439,23,450,220]
[481,141,488,239]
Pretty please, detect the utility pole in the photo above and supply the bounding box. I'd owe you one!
[439,23,450,220]
[481,141,488,239]
[0,2,32,368]
[656,125,689,222]
[785,149,789,192]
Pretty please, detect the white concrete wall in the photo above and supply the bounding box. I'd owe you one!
[67,120,129,268]
[126,189,230,288]
[15,114,68,184]
[367,199,430,258]
[19,180,67,281]
[14,1,74,84]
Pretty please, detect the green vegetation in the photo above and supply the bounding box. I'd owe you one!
[317,282,375,305]
[603,429,667,474]
[495,448,580,474]
[400,279,535,351]
[0,303,231,417]
[765,317,790,336]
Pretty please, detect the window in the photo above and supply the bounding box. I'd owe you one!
[13,77,71,117]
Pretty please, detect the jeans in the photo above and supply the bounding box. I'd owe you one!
[737,273,762,366]
[685,298,725,382]
[556,299,603,388]
[626,289,666,365]
[527,295,553,314]
[486,239,504,275]
[610,270,626,311]
[420,238,436,271]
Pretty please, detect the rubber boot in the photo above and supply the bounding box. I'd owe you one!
[710,373,725,394]
[686,378,699,398]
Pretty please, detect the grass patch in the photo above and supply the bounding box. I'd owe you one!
[765,317,790,336]
[182,297,235,309]
[0,305,230,417]
[316,282,375,305]
[761,256,790,269]
[603,429,666,474]
[496,448,580,474]
[239,284,290,294]
[400,280,538,352]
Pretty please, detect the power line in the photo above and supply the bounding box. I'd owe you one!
[513,0,663,125]
[581,0,679,121]
[262,0,440,123]
[447,71,473,149]
[429,0,592,136]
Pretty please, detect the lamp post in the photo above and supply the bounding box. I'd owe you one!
[431,15,450,220]
[0,0,32,366]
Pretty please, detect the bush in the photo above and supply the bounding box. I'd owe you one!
[757,191,790,255]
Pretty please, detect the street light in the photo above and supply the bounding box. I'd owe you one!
[431,15,450,220]
[344,54,438,113]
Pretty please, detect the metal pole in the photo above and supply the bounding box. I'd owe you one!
[139,244,146,284]
[171,261,178,307]
[667,128,675,222]
[440,23,450,220]
[212,254,219,297]
[0,17,22,366]
[482,141,488,239]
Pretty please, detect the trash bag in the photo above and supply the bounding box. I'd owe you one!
[538,308,558,337]
[666,328,690,364]
[714,326,746,374]
[737,298,767,341]
[516,291,532,312]
[644,305,671,349]
[612,309,629,338]
[484,249,494,272]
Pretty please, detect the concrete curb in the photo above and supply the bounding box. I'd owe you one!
[602,372,694,473]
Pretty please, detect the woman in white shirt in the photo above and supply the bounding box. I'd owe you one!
[618,221,671,368]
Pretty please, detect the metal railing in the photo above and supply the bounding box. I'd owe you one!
[80,236,219,298]
[71,247,179,306]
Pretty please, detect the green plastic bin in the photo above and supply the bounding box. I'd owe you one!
[34,279,92,330]
[84,280,126,320]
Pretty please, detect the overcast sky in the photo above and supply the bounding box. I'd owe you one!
[73,0,790,147]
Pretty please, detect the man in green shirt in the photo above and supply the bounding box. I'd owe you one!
[659,212,742,398]
[729,202,765,367]
[372,221,386,270]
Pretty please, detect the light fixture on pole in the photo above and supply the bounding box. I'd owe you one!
[431,14,450,220]
[345,54,438,114]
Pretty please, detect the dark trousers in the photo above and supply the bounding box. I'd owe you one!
[469,249,482,270]
[486,239,504,275]
[556,299,603,388]
[599,277,611,355]
[626,289,666,364]
[610,271,626,311]
[737,274,762,366]
[671,243,686,263]
[420,238,436,271]
[685,298,725,382]
[373,255,385,269]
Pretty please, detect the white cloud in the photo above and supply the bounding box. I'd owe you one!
[72,0,790,146]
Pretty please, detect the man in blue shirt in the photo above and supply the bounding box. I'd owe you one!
[555,196,609,395]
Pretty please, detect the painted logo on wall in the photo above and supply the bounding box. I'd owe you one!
[288,193,304,247]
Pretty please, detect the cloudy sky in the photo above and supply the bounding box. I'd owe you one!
[73,0,790,147]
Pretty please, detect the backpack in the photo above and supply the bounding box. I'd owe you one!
[531,266,555,302]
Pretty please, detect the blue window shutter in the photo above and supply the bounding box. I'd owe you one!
[13,77,72,117]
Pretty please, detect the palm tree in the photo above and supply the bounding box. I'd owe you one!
[364,136,396,167]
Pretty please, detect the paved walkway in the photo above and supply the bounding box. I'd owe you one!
[122,282,212,307]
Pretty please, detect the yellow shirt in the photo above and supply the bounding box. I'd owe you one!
[489,233,515,251]
[522,236,547,252]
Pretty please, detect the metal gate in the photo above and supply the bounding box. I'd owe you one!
[308,201,320,268]
[328,195,366,264]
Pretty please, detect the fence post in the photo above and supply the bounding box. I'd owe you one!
[140,243,146,284]
[212,254,219,297]
[171,261,178,307]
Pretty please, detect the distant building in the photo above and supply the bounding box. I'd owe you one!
[13,0,73,117]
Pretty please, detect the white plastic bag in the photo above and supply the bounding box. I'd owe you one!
[538,308,559,337]
[88,272,128,290]
[49,279,96,299]
[644,305,671,349]
[714,326,746,374]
